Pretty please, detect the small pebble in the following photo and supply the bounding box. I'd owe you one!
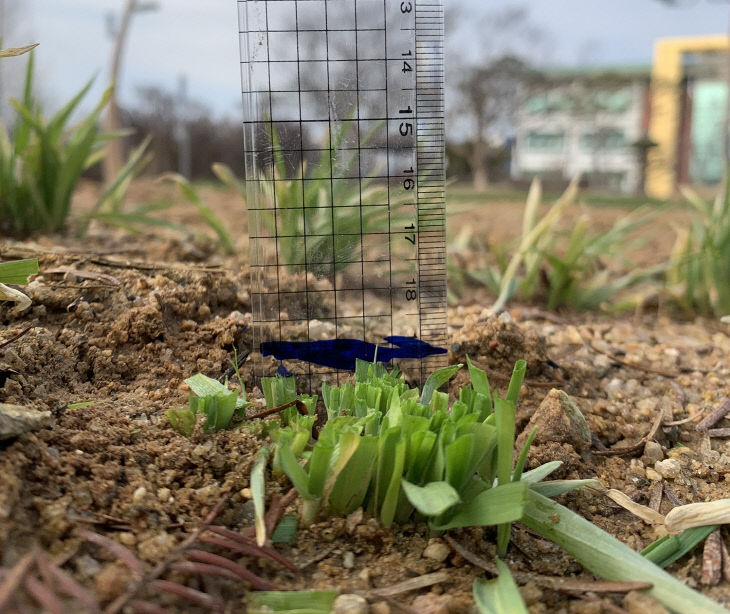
[422,539,450,563]
[333,594,370,614]
[370,602,391,614]
[645,467,663,481]
[643,441,664,465]
[343,551,355,569]
[654,458,681,479]
[132,486,147,504]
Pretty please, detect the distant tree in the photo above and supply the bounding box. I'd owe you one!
[454,55,538,189]
[446,6,549,188]
[122,85,245,179]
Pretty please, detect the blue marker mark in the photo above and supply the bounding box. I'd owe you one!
[261,336,447,371]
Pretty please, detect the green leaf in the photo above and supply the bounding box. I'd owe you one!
[519,461,562,484]
[251,447,270,546]
[466,355,492,416]
[0,259,39,285]
[433,482,527,530]
[185,373,247,409]
[165,408,196,437]
[473,559,528,614]
[165,172,235,254]
[185,373,229,397]
[401,480,461,516]
[513,427,537,482]
[522,490,728,614]
[271,515,298,544]
[505,360,526,406]
[421,364,462,406]
[530,479,600,498]
[248,590,337,614]
[641,525,718,568]
[278,441,314,501]
[201,390,238,432]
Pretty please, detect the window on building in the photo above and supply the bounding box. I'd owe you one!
[580,129,627,151]
[525,131,565,152]
[524,93,568,115]
[594,90,631,113]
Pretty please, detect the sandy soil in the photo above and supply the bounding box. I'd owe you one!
[1,181,729,613]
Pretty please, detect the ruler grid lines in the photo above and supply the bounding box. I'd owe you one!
[240,0,447,387]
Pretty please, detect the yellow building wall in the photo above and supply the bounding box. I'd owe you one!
[646,35,728,199]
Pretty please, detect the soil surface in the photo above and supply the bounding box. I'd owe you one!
[1,181,730,613]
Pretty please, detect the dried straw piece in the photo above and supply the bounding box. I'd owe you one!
[603,489,665,525]
[665,499,730,533]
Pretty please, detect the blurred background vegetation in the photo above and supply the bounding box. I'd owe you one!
[1,0,729,317]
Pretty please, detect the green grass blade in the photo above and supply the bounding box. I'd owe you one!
[473,559,528,614]
[521,490,729,614]
[432,482,527,530]
[519,461,562,484]
[251,447,270,546]
[248,590,337,614]
[165,172,235,254]
[530,479,600,498]
[505,360,526,406]
[421,364,462,406]
[0,259,39,284]
[513,427,536,482]
[641,525,718,568]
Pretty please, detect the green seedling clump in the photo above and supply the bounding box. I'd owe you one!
[165,373,250,437]
[249,359,726,614]
[267,357,580,535]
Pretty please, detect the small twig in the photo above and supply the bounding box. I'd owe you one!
[105,495,229,614]
[87,255,225,273]
[0,551,36,611]
[697,398,730,432]
[247,400,308,420]
[295,543,338,570]
[205,526,297,571]
[593,406,664,457]
[444,535,651,594]
[707,428,730,438]
[664,410,705,426]
[0,325,33,349]
[365,571,450,598]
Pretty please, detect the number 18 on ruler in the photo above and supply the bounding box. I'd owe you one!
[238,0,447,387]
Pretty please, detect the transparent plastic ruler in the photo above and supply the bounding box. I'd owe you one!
[238,0,447,388]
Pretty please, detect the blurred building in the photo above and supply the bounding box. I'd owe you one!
[511,66,651,194]
[512,35,730,197]
[646,35,728,199]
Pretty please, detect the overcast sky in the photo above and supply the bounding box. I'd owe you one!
[2,0,730,118]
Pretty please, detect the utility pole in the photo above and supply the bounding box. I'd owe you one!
[103,0,159,186]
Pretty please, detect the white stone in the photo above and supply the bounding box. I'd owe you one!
[654,459,681,479]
